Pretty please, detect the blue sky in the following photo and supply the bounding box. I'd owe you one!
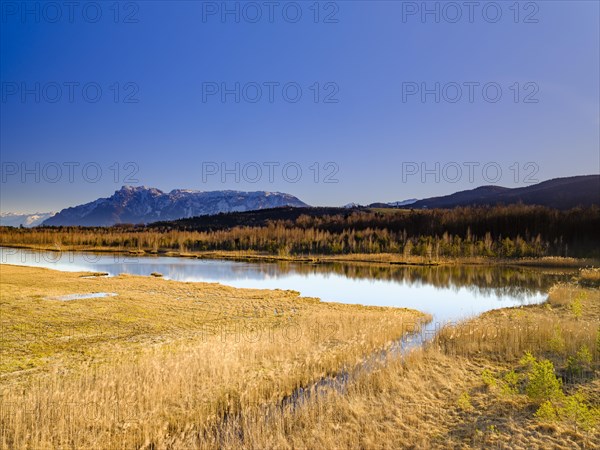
[1,1,599,212]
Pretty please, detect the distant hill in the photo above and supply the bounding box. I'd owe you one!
[0,212,55,228]
[408,175,600,210]
[42,186,308,227]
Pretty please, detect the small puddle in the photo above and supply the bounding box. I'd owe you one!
[47,292,118,301]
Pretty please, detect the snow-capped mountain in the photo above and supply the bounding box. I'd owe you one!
[0,212,56,227]
[42,186,309,226]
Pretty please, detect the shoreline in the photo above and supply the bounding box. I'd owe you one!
[1,243,596,269]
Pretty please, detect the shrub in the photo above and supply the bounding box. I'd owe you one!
[535,393,599,430]
[566,345,593,381]
[524,358,563,402]
[501,370,520,395]
[571,293,585,319]
[518,353,598,430]
[561,392,599,431]
[519,351,536,368]
[535,400,559,422]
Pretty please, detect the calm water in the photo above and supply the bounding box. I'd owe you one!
[0,247,572,326]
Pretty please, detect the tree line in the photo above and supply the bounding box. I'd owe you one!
[1,205,598,258]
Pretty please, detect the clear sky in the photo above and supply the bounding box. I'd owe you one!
[1,0,599,212]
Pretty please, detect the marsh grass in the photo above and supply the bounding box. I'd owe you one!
[580,267,600,287]
[434,284,600,365]
[1,264,597,449]
[217,276,599,449]
[0,265,426,449]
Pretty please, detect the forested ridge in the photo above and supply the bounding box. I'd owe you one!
[1,205,599,258]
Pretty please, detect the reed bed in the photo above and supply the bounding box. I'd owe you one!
[0,265,426,449]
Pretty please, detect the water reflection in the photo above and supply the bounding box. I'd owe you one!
[0,247,572,324]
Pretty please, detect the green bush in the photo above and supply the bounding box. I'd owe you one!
[535,400,559,422]
[571,293,585,319]
[501,370,520,395]
[535,394,599,430]
[519,351,536,368]
[561,392,599,431]
[516,353,598,430]
[481,368,520,396]
[524,357,563,402]
[566,345,593,382]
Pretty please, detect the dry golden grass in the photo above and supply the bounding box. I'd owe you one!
[435,283,600,364]
[0,265,427,449]
[580,267,600,287]
[187,252,597,270]
[220,351,597,450]
[1,264,597,449]
[214,279,599,449]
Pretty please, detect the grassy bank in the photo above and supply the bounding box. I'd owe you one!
[0,265,427,449]
[215,269,598,449]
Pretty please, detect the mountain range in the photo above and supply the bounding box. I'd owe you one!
[407,175,599,210]
[41,186,308,227]
[2,175,598,228]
